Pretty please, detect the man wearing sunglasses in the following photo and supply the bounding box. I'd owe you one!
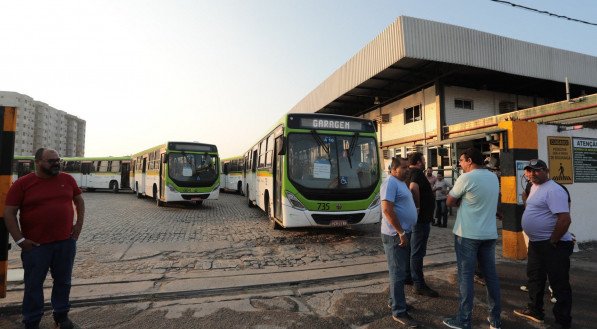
[514,159,573,329]
[4,148,85,329]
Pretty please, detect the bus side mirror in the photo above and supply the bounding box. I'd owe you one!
[276,136,286,156]
[163,154,168,163]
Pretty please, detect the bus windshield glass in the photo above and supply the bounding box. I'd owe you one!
[287,133,379,190]
[168,153,218,185]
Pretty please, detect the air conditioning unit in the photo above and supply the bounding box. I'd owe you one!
[381,114,390,123]
[382,149,390,159]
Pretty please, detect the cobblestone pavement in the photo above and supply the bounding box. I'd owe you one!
[9,191,459,281]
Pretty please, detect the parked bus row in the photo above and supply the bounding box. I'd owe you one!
[10,113,382,228]
[11,155,131,193]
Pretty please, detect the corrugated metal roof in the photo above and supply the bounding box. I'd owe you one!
[289,16,597,114]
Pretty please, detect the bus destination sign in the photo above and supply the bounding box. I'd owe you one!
[301,118,362,131]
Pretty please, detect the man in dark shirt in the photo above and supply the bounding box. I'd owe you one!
[405,152,439,297]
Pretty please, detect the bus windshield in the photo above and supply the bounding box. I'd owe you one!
[287,133,379,190]
[168,152,218,185]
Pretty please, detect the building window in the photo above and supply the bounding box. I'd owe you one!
[404,105,422,124]
[454,99,473,110]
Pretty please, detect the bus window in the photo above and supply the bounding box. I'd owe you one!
[265,134,274,167]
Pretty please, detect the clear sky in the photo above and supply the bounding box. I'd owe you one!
[1,0,596,158]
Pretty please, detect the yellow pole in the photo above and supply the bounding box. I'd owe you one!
[0,106,17,298]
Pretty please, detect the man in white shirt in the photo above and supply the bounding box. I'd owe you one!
[514,159,573,329]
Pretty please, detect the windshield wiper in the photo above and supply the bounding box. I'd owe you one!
[346,132,359,169]
[311,130,331,160]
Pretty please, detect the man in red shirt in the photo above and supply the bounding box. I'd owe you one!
[3,148,84,329]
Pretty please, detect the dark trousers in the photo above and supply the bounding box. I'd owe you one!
[527,240,573,327]
[434,199,448,226]
[21,239,77,326]
[406,221,430,288]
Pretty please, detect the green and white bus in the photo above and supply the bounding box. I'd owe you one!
[244,113,381,229]
[131,141,220,206]
[220,156,244,194]
[61,156,131,192]
[11,155,131,192]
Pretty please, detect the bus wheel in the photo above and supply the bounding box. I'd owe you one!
[237,181,242,195]
[156,197,164,207]
[246,185,254,207]
[136,183,142,198]
[110,181,119,193]
[266,199,280,230]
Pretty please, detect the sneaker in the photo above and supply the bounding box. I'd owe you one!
[520,285,528,292]
[513,308,545,323]
[54,318,75,329]
[443,317,465,329]
[549,286,557,303]
[487,316,501,329]
[392,313,419,327]
[387,303,415,311]
[414,285,439,297]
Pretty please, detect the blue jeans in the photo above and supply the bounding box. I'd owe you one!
[454,235,501,328]
[382,232,411,316]
[406,221,430,288]
[21,239,77,325]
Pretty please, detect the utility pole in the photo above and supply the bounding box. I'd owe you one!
[0,106,17,298]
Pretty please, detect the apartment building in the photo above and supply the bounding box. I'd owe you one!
[0,91,86,156]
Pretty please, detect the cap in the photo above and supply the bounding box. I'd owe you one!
[524,159,548,171]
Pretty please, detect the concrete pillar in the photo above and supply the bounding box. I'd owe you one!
[498,120,538,260]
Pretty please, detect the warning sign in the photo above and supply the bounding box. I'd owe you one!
[547,136,573,184]
[573,137,597,183]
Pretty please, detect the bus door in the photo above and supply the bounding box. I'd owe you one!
[121,162,130,188]
[80,162,92,188]
[141,157,147,195]
[159,154,165,198]
[273,136,284,219]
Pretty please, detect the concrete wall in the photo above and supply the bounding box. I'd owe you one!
[444,86,546,125]
[537,124,597,243]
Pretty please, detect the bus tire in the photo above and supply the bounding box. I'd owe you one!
[135,183,142,198]
[265,195,280,230]
[237,181,242,195]
[110,181,119,193]
[156,198,164,207]
[152,184,158,200]
[246,185,254,207]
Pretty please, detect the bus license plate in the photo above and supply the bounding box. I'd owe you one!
[330,220,348,227]
[191,197,203,201]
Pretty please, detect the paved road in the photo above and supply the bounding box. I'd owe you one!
[4,191,595,328]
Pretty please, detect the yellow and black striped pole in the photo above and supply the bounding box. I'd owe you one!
[498,120,538,260]
[0,106,17,298]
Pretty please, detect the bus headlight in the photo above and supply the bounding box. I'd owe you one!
[286,191,305,210]
[368,193,380,209]
[167,184,176,192]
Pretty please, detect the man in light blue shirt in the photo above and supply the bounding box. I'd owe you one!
[381,157,419,327]
[443,148,501,329]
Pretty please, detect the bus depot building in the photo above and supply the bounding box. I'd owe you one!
[289,16,597,258]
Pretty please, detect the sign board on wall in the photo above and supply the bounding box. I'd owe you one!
[573,137,597,183]
[547,136,573,184]
[516,160,530,205]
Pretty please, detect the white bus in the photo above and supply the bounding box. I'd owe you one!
[244,113,381,229]
[62,156,131,192]
[220,156,244,194]
[11,155,131,192]
[131,141,220,206]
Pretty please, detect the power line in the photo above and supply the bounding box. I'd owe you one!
[490,0,597,27]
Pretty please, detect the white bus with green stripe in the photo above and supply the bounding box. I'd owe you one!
[131,141,220,206]
[11,155,131,192]
[220,156,244,194]
[244,113,381,229]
